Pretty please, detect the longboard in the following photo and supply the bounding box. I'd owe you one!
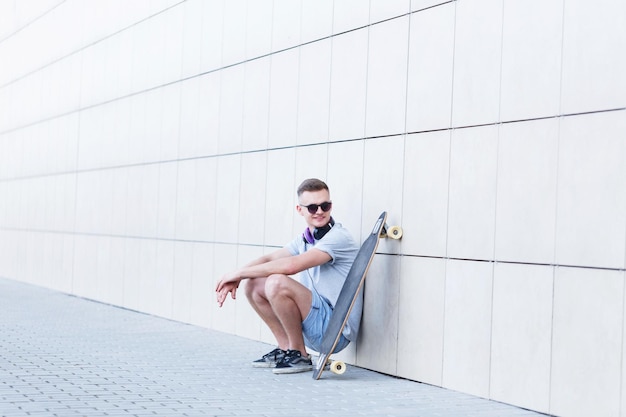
[313,211,402,380]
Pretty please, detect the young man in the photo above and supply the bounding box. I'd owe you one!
[215,178,360,374]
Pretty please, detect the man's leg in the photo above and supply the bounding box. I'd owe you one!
[264,274,312,356]
[244,277,289,350]
[244,274,312,355]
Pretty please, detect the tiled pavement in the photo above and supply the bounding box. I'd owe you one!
[0,277,548,417]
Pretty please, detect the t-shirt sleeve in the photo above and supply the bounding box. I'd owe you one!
[313,227,358,264]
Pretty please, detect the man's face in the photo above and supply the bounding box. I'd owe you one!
[297,189,332,229]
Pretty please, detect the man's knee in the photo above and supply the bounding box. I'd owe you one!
[244,277,267,301]
[264,274,291,299]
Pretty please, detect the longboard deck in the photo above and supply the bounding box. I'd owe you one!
[313,211,387,380]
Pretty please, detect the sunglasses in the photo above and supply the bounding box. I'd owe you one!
[300,201,332,214]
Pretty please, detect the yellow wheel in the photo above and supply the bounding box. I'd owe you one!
[330,360,346,375]
[387,226,403,239]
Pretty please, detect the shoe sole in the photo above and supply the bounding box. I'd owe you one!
[272,365,313,374]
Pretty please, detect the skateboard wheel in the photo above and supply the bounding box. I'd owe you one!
[330,360,346,375]
[387,226,403,239]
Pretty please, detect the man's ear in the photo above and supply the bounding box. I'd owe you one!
[296,205,303,216]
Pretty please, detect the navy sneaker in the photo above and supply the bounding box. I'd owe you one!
[252,348,286,368]
[272,349,313,374]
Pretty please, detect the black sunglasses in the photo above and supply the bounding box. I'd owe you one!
[300,201,332,214]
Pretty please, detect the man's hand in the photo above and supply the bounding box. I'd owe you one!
[215,272,240,307]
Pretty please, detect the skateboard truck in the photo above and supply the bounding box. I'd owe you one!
[381,224,403,240]
[318,356,347,375]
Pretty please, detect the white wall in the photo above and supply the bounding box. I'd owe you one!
[1,1,625,416]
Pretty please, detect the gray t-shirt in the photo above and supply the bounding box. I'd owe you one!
[285,222,361,341]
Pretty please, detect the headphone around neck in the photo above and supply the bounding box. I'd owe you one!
[302,217,335,244]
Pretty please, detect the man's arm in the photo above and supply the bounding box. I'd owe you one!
[229,248,331,281]
[241,247,292,269]
[215,248,332,306]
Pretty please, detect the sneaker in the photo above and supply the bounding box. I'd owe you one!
[252,348,286,368]
[272,349,313,374]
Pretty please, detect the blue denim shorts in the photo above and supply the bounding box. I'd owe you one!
[302,288,350,354]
